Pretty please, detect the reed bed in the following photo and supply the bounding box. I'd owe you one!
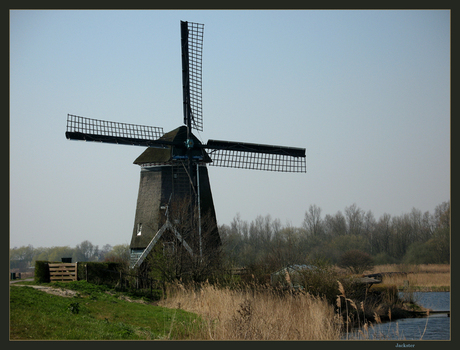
[158,282,342,340]
[382,273,450,290]
[370,264,450,274]
[367,264,450,290]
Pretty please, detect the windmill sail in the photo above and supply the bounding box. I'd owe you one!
[181,21,204,132]
[65,114,164,147]
[205,139,307,173]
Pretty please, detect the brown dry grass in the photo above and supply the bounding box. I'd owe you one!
[382,273,450,290]
[158,282,342,340]
[364,264,450,291]
[370,264,450,274]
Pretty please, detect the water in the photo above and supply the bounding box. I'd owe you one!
[345,292,450,340]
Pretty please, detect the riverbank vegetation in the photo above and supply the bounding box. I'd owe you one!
[10,279,342,340]
[10,200,449,340]
[10,261,446,340]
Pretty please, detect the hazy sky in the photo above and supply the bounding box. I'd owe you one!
[10,10,450,249]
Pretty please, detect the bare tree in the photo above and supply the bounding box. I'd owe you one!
[268,224,305,270]
[99,244,113,261]
[432,201,450,263]
[373,213,392,256]
[142,196,222,283]
[434,201,450,229]
[75,240,99,261]
[104,244,130,265]
[362,210,376,254]
[344,203,364,236]
[231,213,249,241]
[303,204,323,237]
[323,211,347,237]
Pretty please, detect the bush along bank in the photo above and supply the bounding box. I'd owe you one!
[247,262,429,331]
[234,266,428,333]
[335,280,429,333]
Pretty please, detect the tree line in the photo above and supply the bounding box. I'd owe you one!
[10,200,450,273]
[218,201,450,272]
[9,241,130,269]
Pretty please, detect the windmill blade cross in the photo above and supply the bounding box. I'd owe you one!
[65,20,307,271]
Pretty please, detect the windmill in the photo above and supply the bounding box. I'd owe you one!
[65,21,307,269]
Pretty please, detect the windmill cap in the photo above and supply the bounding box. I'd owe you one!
[133,125,211,165]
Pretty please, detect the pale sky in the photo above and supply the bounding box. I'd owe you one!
[10,10,450,248]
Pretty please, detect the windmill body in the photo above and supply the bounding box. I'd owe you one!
[65,21,306,270]
[129,126,220,267]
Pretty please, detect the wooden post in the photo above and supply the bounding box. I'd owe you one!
[85,264,88,282]
[404,280,409,290]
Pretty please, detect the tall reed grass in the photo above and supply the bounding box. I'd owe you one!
[158,282,342,340]
[369,264,450,274]
[369,264,450,291]
[383,273,450,290]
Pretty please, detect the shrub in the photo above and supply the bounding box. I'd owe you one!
[34,260,62,283]
[403,241,438,265]
[373,252,397,265]
[34,261,51,283]
[77,262,125,284]
[298,262,340,305]
[338,250,374,274]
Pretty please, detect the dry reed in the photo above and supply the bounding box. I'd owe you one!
[382,272,450,289]
[363,264,450,291]
[158,282,341,340]
[368,264,450,274]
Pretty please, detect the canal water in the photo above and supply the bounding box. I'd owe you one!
[345,292,450,340]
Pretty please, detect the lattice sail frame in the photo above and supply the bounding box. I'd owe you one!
[207,148,307,172]
[182,21,204,132]
[66,114,164,146]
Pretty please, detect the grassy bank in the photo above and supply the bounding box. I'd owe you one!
[10,281,201,340]
[10,280,342,340]
[10,263,449,340]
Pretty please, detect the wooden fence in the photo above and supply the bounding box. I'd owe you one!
[229,267,247,275]
[49,263,77,282]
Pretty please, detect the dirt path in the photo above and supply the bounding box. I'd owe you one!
[10,280,149,303]
[10,281,80,298]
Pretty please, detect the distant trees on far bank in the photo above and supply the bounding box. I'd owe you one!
[10,200,450,274]
[9,241,130,269]
[218,201,450,272]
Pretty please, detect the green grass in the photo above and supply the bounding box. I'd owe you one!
[10,281,203,340]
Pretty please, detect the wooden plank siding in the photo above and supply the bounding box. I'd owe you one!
[49,263,77,282]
